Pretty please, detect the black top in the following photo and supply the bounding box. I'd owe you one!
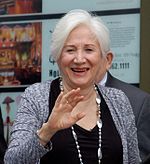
[40,78,123,164]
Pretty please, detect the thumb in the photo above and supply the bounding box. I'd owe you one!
[74,112,85,122]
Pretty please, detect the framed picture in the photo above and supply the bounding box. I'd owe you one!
[0,0,42,15]
[0,91,22,143]
[0,21,42,88]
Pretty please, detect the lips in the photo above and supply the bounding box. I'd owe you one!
[71,68,89,72]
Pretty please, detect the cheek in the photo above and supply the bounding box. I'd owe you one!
[94,59,106,73]
[58,56,75,76]
[94,63,107,82]
[58,55,72,67]
[93,56,103,68]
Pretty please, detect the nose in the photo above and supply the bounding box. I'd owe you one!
[73,50,86,64]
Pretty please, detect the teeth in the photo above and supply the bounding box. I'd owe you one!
[72,68,87,72]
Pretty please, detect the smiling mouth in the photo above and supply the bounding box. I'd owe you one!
[71,68,89,72]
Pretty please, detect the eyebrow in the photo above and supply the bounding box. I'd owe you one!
[64,44,96,47]
[63,45,75,48]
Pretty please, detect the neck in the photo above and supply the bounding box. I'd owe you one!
[62,80,96,101]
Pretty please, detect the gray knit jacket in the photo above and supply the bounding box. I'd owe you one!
[4,80,141,164]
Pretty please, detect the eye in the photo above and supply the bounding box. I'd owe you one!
[65,48,75,54]
[67,49,74,52]
[85,48,93,52]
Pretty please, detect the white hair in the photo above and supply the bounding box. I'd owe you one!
[51,9,111,61]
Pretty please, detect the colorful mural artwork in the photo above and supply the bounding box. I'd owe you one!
[0,92,22,143]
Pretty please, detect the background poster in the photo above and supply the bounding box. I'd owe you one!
[42,19,59,81]
[0,92,22,143]
[0,0,42,15]
[0,21,42,88]
[43,0,140,14]
[104,14,140,83]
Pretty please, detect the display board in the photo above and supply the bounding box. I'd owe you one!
[43,0,140,13]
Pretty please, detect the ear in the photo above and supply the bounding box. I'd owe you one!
[105,51,113,70]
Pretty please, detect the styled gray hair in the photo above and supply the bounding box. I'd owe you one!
[51,9,111,61]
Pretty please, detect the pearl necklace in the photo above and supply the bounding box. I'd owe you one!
[59,79,102,164]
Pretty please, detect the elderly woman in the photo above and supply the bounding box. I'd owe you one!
[4,9,140,164]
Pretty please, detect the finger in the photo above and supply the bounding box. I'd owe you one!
[68,89,84,107]
[64,88,83,103]
[70,96,84,107]
[71,112,85,123]
[59,89,77,105]
[56,88,83,110]
[55,92,64,104]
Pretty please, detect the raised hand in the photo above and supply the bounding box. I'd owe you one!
[37,88,85,144]
[47,88,85,133]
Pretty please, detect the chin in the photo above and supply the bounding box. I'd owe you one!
[72,80,89,87]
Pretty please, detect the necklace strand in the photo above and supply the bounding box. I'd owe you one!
[59,79,102,164]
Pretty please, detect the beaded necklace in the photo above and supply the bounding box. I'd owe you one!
[59,80,102,164]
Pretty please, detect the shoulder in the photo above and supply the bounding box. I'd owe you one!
[25,80,51,92]
[98,85,136,126]
[98,85,133,116]
[23,80,52,99]
[107,73,150,98]
[17,80,52,123]
[106,73,150,111]
[98,84,128,101]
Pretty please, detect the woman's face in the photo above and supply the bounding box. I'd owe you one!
[57,25,110,89]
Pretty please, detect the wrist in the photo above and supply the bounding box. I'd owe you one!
[36,130,52,150]
[36,129,50,145]
[36,123,56,146]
